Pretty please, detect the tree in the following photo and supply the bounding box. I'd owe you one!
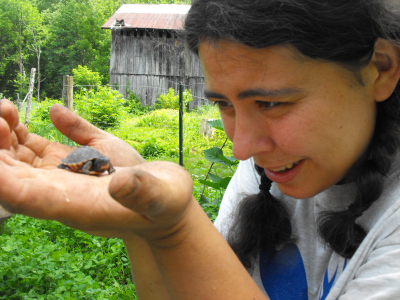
[41,0,119,98]
[0,0,44,99]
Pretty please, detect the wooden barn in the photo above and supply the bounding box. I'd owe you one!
[102,4,205,108]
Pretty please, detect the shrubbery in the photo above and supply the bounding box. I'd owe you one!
[74,87,125,130]
[123,90,150,115]
[72,65,103,90]
[154,87,192,111]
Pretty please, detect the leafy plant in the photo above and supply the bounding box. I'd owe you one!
[123,89,150,115]
[154,87,192,111]
[74,86,125,129]
[0,215,136,299]
[72,65,103,90]
[199,120,238,220]
[140,137,167,158]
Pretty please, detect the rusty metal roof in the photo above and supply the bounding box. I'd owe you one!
[101,4,190,30]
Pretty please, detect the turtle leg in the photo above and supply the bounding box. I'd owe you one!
[81,161,93,175]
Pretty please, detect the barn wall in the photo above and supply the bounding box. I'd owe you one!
[109,28,206,108]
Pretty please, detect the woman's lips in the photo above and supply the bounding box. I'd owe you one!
[264,159,304,184]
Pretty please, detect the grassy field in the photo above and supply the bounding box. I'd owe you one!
[0,101,236,299]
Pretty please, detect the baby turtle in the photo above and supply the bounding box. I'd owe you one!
[57,146,115,175]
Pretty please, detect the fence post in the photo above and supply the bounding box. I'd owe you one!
[24,68,36,126]
[179,83,184,167]
[62,75,73,110]
[16,93,21,111]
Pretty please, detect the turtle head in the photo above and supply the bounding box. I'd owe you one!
[92,156,116,174]
[92,156,111,172]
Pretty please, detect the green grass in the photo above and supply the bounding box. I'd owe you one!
[1,102,236,299]
[0,216,135,299]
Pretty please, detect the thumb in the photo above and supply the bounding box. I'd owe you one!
[109,168,168,218]
[109,162,193,221]
[49,104,110,145]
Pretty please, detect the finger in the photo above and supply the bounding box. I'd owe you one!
[109,168,169,218]
[0,165,59,217]
[109,162,193,220]
[0,99,19,130]
[50,104,110,145]
[50,104,145,167]
[0,118,11,150]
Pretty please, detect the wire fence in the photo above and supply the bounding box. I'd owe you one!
[65,77,209,109]
[59,77,216,136]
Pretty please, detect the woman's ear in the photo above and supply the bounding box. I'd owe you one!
[371,38,400,102]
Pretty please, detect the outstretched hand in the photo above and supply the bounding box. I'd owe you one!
[0,99,145,170]
[0,99,196,243]
[0,155,194,243]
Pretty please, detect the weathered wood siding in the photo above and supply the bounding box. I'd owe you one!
[110,28,206,108]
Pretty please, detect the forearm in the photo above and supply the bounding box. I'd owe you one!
[123,234,170,299]
[148,198,268,300]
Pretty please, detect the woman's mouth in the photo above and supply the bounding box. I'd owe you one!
[269,161,300,173]
[264,160,304,184]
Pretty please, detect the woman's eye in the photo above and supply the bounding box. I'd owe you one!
[213,101,232,109]
[257,101,285,110]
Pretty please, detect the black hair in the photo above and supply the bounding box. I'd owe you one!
[185,0,400,264]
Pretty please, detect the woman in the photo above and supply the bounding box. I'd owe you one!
[186,0,400,298]
[1,0,400,299]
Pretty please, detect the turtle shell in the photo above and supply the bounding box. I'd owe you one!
[58,146,115,175]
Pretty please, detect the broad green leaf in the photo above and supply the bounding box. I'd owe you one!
[208,173,223,183]
[225,156,239,164]
[219,177,232,189]
[198,179,221,190]
[203,147,225,164]
[207,119,224,131]
[203,147,239,165]
[218,155,239,166]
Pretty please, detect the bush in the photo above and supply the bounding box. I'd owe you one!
[72,65,103,90]
[123,90,150,115]
[74,87,124,129]
[154,88,192,111]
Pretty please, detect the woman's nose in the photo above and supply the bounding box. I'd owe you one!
[231,116,275,161]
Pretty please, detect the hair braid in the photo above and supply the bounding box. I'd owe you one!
[317,99,400,258]
[227,165,292,267]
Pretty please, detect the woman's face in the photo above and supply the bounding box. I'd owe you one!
[199,41,380,199]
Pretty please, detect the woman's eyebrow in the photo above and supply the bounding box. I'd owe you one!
[204,88,302,100]
[204,90,228,100]
[237,88,302,99]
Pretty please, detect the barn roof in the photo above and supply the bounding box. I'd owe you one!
[101,4,190,30]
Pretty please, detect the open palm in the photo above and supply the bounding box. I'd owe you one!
[0,99,144,170]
